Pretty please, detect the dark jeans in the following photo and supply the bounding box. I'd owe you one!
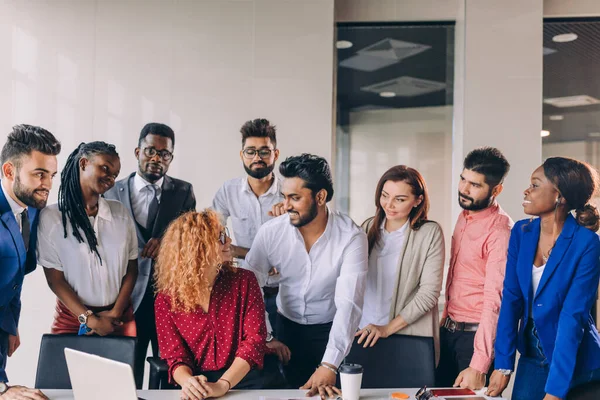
[513,318,600,400]
[436,327,493,387]
[0,330,7,382]
[134,286,159,389]
[276,313,332,388]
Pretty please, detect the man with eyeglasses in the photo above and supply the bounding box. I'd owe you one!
[104,122,196,388]
[212,118,288,363]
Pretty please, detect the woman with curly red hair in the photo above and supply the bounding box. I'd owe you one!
[154,210,268,399]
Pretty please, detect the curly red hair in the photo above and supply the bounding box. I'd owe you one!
[154,209,235,313]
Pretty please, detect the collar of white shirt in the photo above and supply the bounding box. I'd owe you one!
[96,196,113,222]
[133,173,164,195]
[380,218,409,237]
[241,174,280,196]
[1,179,26,216]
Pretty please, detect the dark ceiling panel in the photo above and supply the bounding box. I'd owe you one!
[336,23,454,113]
[543,19,600,143]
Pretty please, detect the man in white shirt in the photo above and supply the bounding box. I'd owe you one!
[244,154,368,398]
[104,123,196,387]
[0,124,61,400]
[212,118,283,333]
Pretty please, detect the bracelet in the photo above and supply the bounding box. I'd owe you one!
[218,378,231,392]
[318,363,338,375]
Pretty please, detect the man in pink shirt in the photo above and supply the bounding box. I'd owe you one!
[437,147,513,390]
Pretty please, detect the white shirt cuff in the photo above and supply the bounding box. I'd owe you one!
[322,348,344,368]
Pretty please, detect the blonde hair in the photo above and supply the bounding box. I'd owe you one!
[154,209,235,313]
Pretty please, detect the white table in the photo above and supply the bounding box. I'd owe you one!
[44,388,507,400]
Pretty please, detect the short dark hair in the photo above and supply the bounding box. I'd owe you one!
[138,123,175,147]
[543,157,600,231]
[279,154,334,202]
[241,118,277,147]
[463,147,510,188]
[1,124,62,169]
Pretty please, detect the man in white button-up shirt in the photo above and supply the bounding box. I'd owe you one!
[212,118,282,258]
[244,154,368,398]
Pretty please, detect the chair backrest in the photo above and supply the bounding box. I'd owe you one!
[344,334,435,388]
[35,334,137,389]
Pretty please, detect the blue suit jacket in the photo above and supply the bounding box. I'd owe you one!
[0,184,38,337]
[495,215,600,398]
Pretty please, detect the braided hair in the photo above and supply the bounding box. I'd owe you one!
[58,142,119,262]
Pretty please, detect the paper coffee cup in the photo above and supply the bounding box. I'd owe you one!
[339,363,363,400]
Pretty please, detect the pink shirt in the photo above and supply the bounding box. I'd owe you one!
[442,202,513,373]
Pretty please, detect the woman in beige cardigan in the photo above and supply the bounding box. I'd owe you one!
[356,165,445,364]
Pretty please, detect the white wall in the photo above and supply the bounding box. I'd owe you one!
[0,0,335,386]
[543,141,588,162]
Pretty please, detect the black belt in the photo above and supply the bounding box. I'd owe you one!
[442,317,479,333]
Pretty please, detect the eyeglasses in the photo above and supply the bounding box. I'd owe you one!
[219,228,230,245]
[242,148,274,159]
[143,147,173,162]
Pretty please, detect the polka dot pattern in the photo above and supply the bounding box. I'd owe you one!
[155,268,267,383]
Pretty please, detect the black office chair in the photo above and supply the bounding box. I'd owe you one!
[147,357,176,389]
[35,334,137,389]
[344,334,436,388]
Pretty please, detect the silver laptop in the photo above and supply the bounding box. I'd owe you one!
[64,348,145,400]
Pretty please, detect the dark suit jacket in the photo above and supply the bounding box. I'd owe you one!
[495,214,600,398]
[104,173,196,311]
[0,182,38,379]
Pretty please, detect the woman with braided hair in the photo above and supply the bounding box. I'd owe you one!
[37,142,138,336]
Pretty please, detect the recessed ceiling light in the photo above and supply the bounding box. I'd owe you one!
[336,40,353,49]
[589,132,600,138]
[541,130,550,137]
[379,91,396,98]
[553,33,578,43]
[549,115,564,121]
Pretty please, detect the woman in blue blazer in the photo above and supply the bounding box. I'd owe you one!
[487,157,600,400]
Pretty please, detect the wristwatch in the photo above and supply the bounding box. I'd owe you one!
[496,369,512,376]
[0,381,9,394]
[266,332,274,343]
[78,310,93,325]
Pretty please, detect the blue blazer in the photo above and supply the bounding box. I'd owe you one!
[0,184,38,338]
[495,214,600,398]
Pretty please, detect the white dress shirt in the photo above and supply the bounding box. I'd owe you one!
[130,173,164,228]
[1,180,26,231]
[212,175,282,249]
[36,198,138,307]
[244,208,368,367]
[360,219,409,327]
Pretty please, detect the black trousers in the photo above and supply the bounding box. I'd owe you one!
[436,327,494,387]
[276,313,332,388]
[134,285,159,389]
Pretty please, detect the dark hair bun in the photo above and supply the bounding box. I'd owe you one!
[576,204,600,232]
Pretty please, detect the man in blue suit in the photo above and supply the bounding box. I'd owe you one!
[0,125,61,399]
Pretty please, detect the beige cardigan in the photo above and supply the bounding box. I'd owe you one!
[363,219,445,364]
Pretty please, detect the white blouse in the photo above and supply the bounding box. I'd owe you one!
[360,220,409,327]
[36,198,138,307]
[532,263,546,296]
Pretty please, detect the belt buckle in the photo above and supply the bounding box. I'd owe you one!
[446,318,456,333]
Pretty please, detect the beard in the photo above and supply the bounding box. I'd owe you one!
[14,175,49,209]
[458,191,493,211]
[244,161,274,179]
[289,198,319,228]
[139,161,164,183]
